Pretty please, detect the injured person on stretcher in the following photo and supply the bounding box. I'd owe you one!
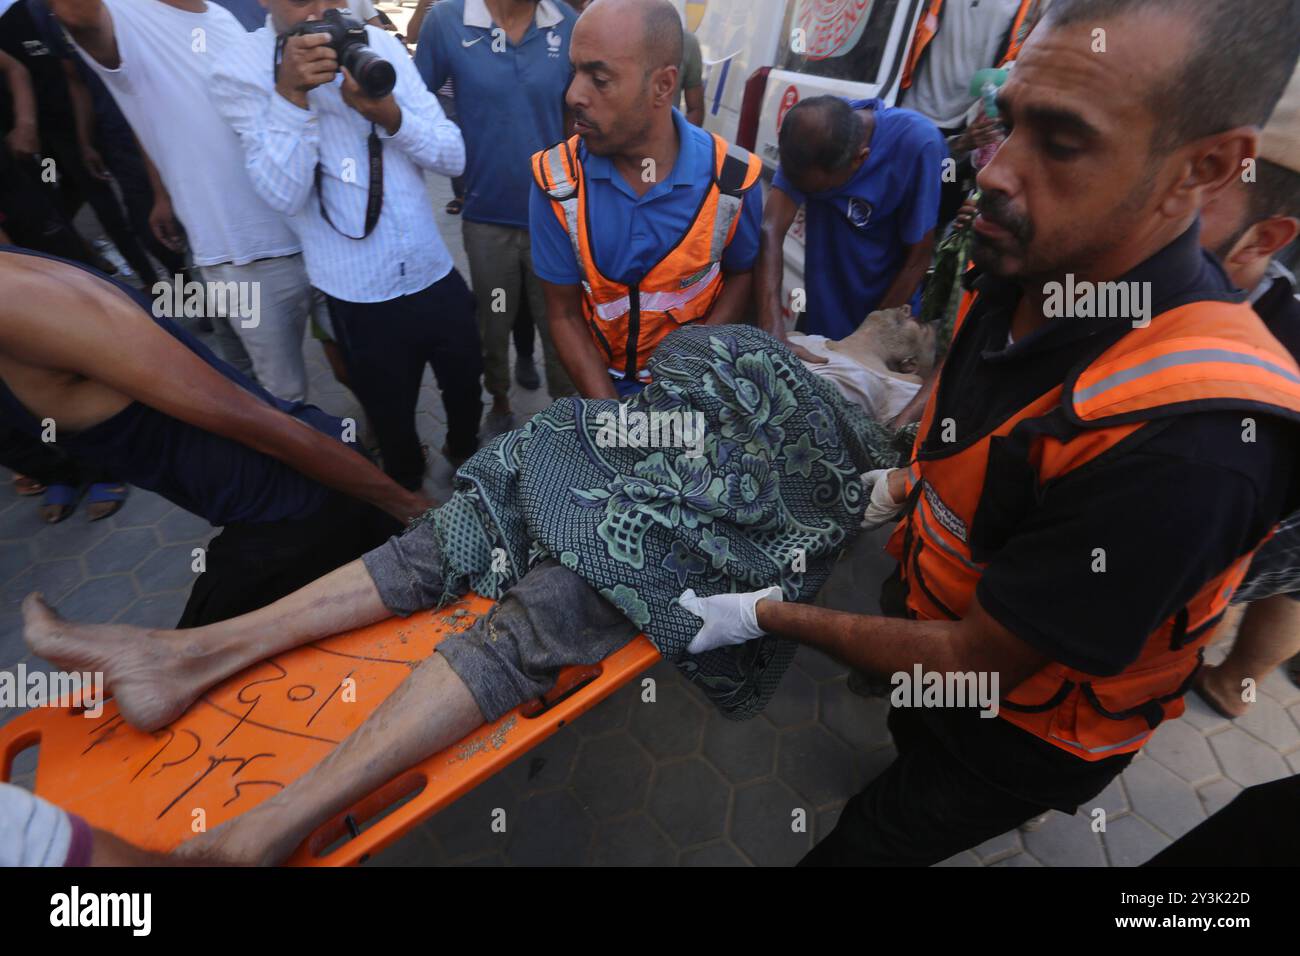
[20,318,927,865]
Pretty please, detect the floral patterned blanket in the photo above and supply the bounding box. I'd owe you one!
[418,325,910,718]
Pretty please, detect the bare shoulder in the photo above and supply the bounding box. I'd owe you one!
[0,252,165,368]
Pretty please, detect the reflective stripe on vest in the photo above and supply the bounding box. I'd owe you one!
[901,0,1042,90]
[531,133,761,380]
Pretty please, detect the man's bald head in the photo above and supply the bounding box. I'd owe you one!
[580,0,683,75]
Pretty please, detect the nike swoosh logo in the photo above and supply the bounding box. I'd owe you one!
[462,36,486,47]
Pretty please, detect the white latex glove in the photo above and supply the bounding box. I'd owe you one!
[679,586,784,655]
[861,468,904,531]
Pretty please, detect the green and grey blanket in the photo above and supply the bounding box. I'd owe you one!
[418,325,912,719]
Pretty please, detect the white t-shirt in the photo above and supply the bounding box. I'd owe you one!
[71,0,300,267]
[346,0,378,20]
[901,0,1023,130]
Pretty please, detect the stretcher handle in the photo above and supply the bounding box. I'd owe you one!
[288,637,659,866]
[0,721,42,783]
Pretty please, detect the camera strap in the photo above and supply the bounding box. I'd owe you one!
[274,34,384,241]
[313,126,383,240]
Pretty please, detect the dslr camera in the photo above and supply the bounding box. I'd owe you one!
[285,8,396,98]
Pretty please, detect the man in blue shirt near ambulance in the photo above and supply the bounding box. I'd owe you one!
[528,0,763,399]
[757,95,946,350]
[416,0,578,427]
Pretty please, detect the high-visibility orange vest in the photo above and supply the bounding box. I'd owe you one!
[886,295,1300,760]
[901,0,1044,91]
[530,134,762,383]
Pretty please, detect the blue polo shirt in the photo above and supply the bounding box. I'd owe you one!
[529,108,763,288]
[773,98,945,340]
[416,0,576,228]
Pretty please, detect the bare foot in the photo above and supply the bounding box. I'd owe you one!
[1192,663,1250,719]
[173,800,305,867]
[21,592,202,731]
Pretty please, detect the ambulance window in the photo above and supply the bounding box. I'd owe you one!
[778,0,905,83]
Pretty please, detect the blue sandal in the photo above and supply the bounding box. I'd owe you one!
[39,483,78,524]
[85,482,128,521]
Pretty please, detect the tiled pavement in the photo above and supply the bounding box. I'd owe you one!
[3,170,1298,867]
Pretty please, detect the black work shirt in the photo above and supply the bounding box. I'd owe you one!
[915,224,1300,810]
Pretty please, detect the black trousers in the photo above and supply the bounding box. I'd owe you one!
[799,706,1064,866]
[326,269,483,489]
[177,493,400,628]
[800,567,1126,867]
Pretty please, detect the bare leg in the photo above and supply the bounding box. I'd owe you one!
[22,559,390,731]
[174,651,483,865]
[1196,596,1300,717]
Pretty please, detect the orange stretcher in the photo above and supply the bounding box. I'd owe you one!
[0,594,660,865]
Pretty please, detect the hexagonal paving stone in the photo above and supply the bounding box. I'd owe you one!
[729,778,812,866]
[154,507,213,545]
[1235,695,1300,751]
[0,497,53,541]
[1196,777,1241,816]
[793,645,845,683]
[628,679,705,759]
[934,851,982,866]
[572,679,636,738]
[571,733,653,819]
[84,527,158,577]
[32,515,114,562]
[1210,727,1291,788]
[1101,813,1171,866]
[761,666,816,728]
[0,538,32,588]
[591,813,676,866]
[776,723,858,808]
[1144,718,1221,783]
[701,708,776,783]
[647,757,729,848]
[50,574,139,625]
[133,544,203,595]
[680,842,749,866]
[1120,757,1206,839]
[1179,691,1233,734]
[363,827,441,866]
[426,773,517,861]
[108,491,175,529]
[0,619,26,669]
[1021,810,1106,866]
[992,852,1041,867]
[3,560,82,611]
[505,790,593,866]
[1091,774,1130,817]
[972,827,1022,863]
[818,679,893,752]
[1258,667,1300,708]
[503,725,579,796]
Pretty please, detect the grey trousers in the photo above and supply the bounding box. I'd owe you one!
[362,520,637,721]
[461,220,574,403]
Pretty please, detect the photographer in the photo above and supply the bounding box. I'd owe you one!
[211,3,482,489]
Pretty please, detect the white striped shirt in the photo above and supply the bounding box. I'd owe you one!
[210,24,465,303]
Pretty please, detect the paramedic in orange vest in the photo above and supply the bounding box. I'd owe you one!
[678,0,1300,866]
[529,0,763,400]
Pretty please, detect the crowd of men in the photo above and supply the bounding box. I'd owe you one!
[1,0,1299,868]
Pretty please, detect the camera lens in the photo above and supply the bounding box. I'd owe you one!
[344,47,397,98]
